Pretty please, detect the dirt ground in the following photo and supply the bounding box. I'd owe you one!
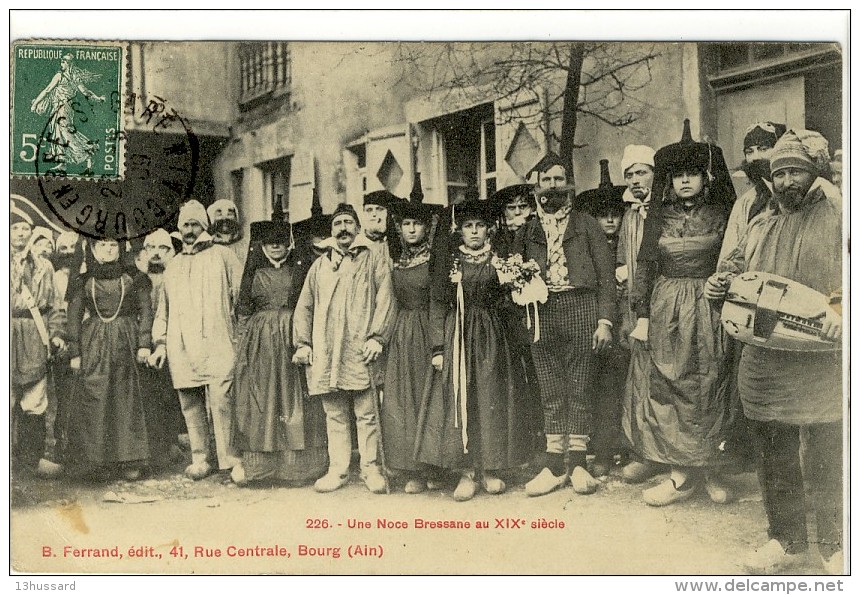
[9,454,835,577]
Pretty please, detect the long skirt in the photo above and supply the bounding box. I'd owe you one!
[414,306,531,471]
[140,364,182,469]
[66,316,149,470]
[232,308,327,483]
[624,276,730,467]
[381,308,433,472]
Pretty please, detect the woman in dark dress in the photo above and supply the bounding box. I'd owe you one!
[415,199,531,501]
[65,239,152,480]
[230,221,328,486]
[380,201,439,493]
[487,184,543,457]
[627,120,735,506]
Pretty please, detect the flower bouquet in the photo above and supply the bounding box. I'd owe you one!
[492,254,548,341]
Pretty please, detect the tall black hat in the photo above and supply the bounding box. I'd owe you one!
[453,197,494,228]
[292,187,331,242]
[576,159,626,217]
[638,119,736,265]
[363,189,399,208]
[250,220,290,245]
[651,118,735,207]
[392,200,434,226]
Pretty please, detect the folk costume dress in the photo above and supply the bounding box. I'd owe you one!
[65,258,153,473]
[232,227,328,484]
[381,241,434,473]
[629,202,731,467]
[414,243,531,472]
[628,120,735,469]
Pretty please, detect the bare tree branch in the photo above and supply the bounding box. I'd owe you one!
[392,41,660,153]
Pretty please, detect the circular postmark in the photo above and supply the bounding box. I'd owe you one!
[34,92,199,241]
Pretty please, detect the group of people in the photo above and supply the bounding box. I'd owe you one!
[10,118,843,575]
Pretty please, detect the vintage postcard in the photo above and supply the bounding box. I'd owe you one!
[7,10,850,586]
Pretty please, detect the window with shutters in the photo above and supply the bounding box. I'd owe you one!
[423,102,495,204]
[239,42,291,109]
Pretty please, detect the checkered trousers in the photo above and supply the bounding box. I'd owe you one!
[530,289,598,435]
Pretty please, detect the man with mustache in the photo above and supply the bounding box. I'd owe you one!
[612,145,663,484]
[29,227,55,261]
[514,154,615,497]
[207,199,243,247]
[51,231,80,303]
[707,129,843,574]
[715,123,786,476]
[150,201,243,480]
[293,202,395,494]
[719,122,786,263]
[137,229,183,469]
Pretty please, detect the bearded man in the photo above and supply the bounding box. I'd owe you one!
[707,129,843,574]
[137,229,183,468]
[42,230,81,476]
[513,154,615,497]
[207,198,242,246]
[719,122,786,262]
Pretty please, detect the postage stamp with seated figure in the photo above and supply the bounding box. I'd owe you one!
[11,39,199,240]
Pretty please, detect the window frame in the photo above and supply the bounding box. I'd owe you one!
[239,42,292,108]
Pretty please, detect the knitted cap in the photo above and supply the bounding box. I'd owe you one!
[331,202,360,225]
[794,129,832,177]
[207,199,239,222]
[178,200,210,228]
[621,145,656,175]
[770,130,817,176]
[144,228,173,248]
[363,190,398,208]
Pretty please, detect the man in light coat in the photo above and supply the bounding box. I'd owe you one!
[293,202,395,494]
[151,201,243,480]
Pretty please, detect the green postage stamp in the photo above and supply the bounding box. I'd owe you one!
[11,41,126,179]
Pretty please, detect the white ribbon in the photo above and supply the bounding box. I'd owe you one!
[452,279,469,454]
[523,301,542,343]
